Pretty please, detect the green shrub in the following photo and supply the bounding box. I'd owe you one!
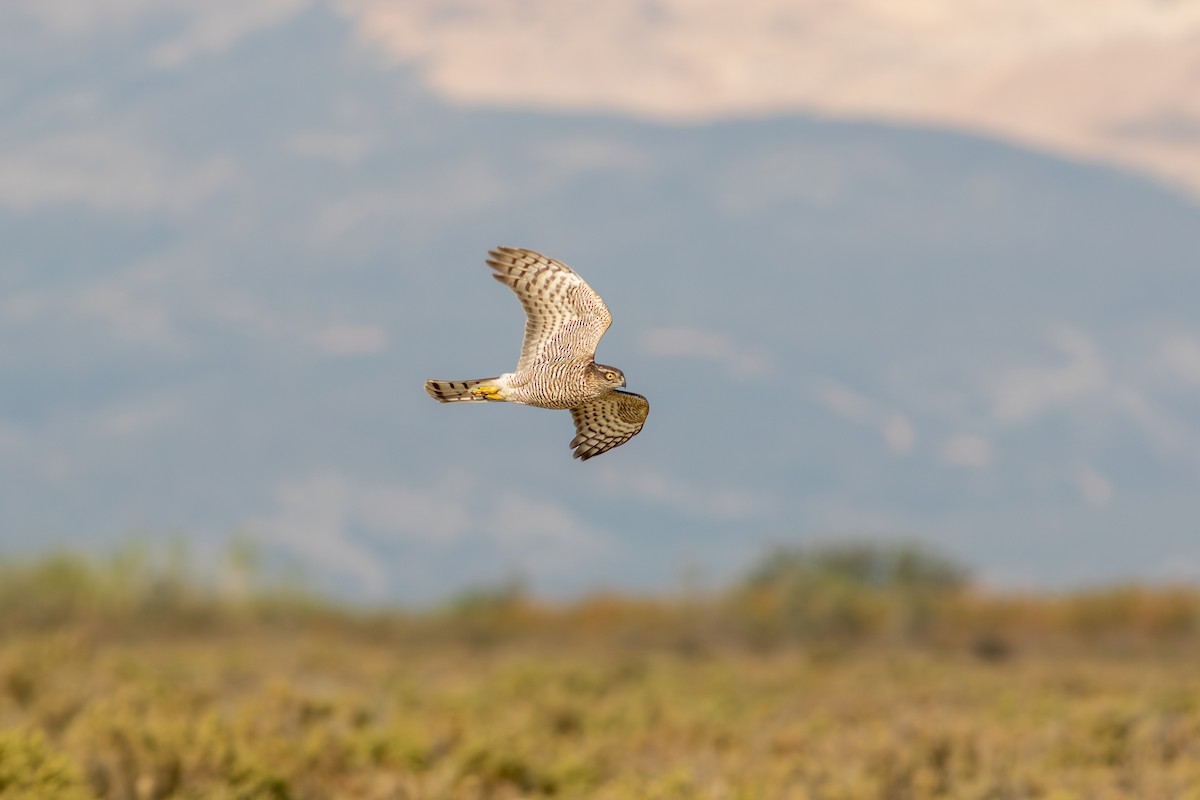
[734,541,970,643]
[0,730,94,800]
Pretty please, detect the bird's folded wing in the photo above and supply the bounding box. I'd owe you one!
[569,390,650,460]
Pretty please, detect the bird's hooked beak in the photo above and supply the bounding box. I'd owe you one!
[620,376,627,388]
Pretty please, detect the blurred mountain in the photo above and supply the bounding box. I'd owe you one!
[2,4,1199,600]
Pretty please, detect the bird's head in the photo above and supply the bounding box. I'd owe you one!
[593,363,626,388]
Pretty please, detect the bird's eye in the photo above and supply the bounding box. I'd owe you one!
[605,372,616,381]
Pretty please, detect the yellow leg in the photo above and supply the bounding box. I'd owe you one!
[470,385,504,401]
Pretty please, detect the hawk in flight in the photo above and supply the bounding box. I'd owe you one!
[425,247,649,460]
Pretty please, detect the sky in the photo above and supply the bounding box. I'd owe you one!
[3,1,1199,601]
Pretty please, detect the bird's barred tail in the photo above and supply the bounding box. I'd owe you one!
[424,378,502,403]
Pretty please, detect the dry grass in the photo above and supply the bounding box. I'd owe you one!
[2,629,1200,799]
[1,545,1199,798]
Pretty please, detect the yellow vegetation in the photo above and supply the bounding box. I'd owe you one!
[0,545,1198,798]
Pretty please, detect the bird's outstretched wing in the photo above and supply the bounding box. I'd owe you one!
[568,390,650,460]
[486,247,612,373]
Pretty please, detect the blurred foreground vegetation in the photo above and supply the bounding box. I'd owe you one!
[1,541,1199,799]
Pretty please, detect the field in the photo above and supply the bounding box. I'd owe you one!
[1,546,1199,799]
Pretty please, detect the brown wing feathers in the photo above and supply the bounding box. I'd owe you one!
[569,390,651,461]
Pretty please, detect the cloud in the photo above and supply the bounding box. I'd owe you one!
[816,380,873,423]
[287,130,379,166]
[0,420,24,455]
[2,0,162,39]
[1151,555,1200,582]
[0,421,65,484]
[337,0,1200,197]
[1,256,201,351]
[984,327,1200,464]
[74,285,174,345]
[940,435,992,468]
[988,326,1107,423]
[882,414,916,454]
[309,159,512,243]
[95,393,185,439]
[596,467,773,520]
[1157,334,1200,386]
[148,0,314,68]
[1109,384,1200,463]
[489,496,605,570]
[309,324,390,356]
[641,327,773,378]
[245,472,605,595]
[3,1,310,65]
[0,128,239,214]
[213,298,391,357]
[353,480,474,543]
[1072,464,1113,507]
[245,472,389,593]
[533,136,650,176]
[815,378,918,455]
